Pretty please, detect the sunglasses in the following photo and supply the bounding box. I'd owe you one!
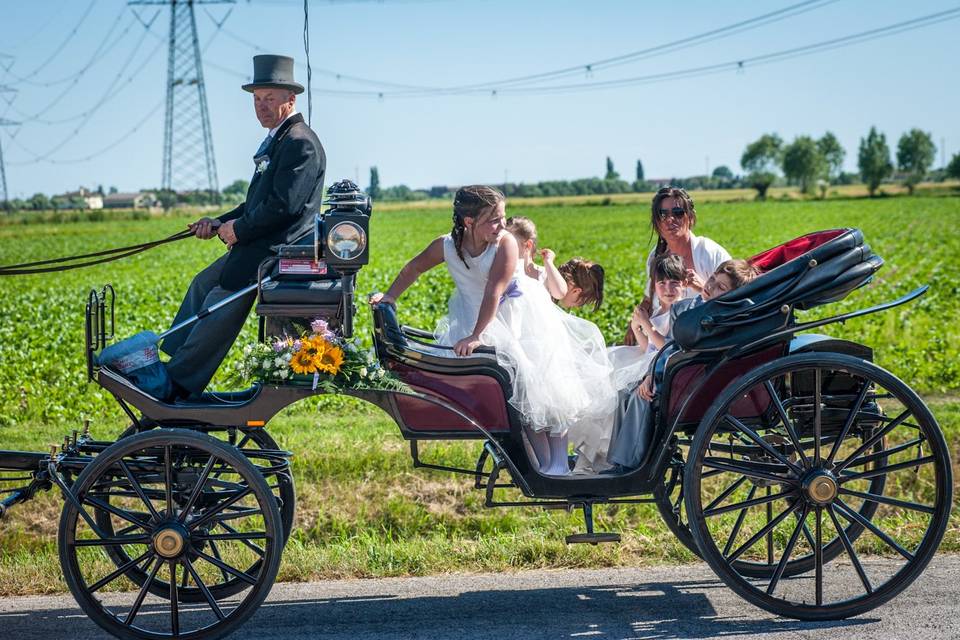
[656,207,687,221]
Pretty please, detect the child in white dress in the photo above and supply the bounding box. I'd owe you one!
[372,186,617,476]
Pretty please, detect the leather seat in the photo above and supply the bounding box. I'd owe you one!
[259,278,342,305]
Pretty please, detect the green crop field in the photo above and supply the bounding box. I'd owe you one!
[0,194,958,595]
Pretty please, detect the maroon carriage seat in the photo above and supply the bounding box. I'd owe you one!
[371,304,514,438]
[661,228,883,428]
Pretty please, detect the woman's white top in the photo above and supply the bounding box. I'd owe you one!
[644,232,731,310]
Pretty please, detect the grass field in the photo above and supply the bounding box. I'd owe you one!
[0,193,958,595]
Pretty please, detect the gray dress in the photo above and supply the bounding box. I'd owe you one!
[606,296,704,469]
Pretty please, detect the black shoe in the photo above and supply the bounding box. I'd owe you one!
[600,463,633,475]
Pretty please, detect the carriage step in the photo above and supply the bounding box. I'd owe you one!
[565,532,621,545]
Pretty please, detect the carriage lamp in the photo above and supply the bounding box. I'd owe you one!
[318,179,373,338]
[320,179,372,271]
[327,220,367,261]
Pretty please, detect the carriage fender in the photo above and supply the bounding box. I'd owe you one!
[789,333,873,361]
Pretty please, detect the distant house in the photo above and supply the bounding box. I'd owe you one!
[103,192,158,209]
[59,187,104,209]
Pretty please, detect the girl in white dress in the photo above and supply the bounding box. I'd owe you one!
[372,186,617,475]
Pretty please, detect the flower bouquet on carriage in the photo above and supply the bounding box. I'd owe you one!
[235,318,409,392]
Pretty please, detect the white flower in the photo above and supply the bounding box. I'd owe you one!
[279,369,289,379]
[243,345,253,355]
[359,367,368,378]
[262,358,272,368]
[375,368,385,379]
[256,159,269,174]
[274,357,285,367]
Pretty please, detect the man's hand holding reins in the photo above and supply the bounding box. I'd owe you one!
[189,217,219,240]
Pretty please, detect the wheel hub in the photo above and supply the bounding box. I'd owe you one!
[153,523,189,559]
[802,470,838,505]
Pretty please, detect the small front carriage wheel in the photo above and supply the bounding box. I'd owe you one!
[684,352,952,620]
[59,429,283,640]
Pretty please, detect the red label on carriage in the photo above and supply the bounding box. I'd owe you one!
[278,259,327,274]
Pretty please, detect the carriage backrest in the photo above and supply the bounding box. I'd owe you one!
[672,228,883,352]
[662,344,785,428]
[371,304,513,437]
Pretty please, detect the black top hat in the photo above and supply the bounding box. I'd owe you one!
[242,54,304,94]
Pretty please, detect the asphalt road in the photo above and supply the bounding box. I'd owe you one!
[2,556,959,640]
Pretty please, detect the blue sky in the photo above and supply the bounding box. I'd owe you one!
[1,0,958,198]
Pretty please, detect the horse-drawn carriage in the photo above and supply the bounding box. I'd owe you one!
[0,182,952,639]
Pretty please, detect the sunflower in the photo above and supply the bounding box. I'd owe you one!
[290,349,318,375]
[316,344,344,375]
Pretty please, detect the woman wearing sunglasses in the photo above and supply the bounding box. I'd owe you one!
[641,186,730,311]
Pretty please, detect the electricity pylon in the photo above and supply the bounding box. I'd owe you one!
[129,1,232,197]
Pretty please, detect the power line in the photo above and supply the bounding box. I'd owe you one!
[216,0,839,95]
[15,0,99,80]
[5,100,164,167]
[6,13,161,126]
[423,0,842,93]
[2,7,129,87]
[212,6,957,99]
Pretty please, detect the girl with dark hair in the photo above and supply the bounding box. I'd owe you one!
[643,186,730,312]
[371,186,618,475]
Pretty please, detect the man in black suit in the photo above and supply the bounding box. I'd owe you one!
[161,54,326,401]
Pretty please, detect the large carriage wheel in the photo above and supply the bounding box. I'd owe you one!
[93,423,295,604]
[59,430,283,639]
[656,435,889,578]
[685,353,952,620]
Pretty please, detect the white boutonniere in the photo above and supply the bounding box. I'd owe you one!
[256,158,270,174]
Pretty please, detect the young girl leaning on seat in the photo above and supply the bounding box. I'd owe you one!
[506,216,606,311]
[371,187,618,476]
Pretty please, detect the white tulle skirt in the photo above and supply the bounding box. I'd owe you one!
[436,277,619,443]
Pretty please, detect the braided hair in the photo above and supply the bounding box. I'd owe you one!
[451,185,505,268]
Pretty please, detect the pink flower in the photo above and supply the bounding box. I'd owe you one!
[273,338,286,353]
[311,318,329,334]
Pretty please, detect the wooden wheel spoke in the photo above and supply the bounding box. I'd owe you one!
[164,446,173,517]
[704,476,748,513]
[827,505,873,594]
[843,438,923,469]
[722,415,804,475]
[702,457,792,484]
[84,495,151,530]
[814,506,823,606]
[73,535,151,547]
[763,379,810,466]
[840,455,936,483]
[835,499,914,561]
[118,460,161,521]
[169,561,180,637]
[839,488,935,514]
[826,381,871,465]
[813,369,823,465]
[178,455,217,524]
[195,549,258,585]
[208,540,231,583]
[195,531,268,543]
[188,486,253,531]
[88,550,153,593]
[124,558,162,626]
[766,504,810,595]
[836,409,911,473]
[217,521,266,557]
[705,487,795,518]
[185,558,226,620]
[727,501,800,563]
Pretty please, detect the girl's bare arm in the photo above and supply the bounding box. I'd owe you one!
[539,249,568,300]
[454,234,518,355]
[371,237,444,305]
